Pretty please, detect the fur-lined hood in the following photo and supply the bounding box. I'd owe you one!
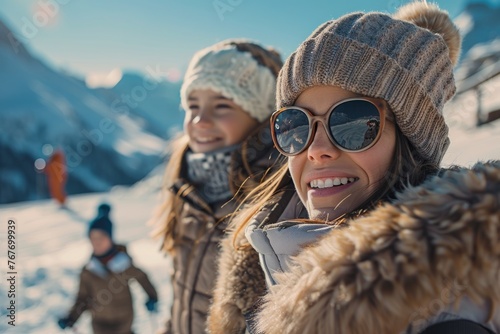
[254,161,500,333]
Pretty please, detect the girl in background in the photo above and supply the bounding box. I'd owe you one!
[154,39,283,334]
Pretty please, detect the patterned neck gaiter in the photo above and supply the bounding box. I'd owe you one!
[186,144,239,204]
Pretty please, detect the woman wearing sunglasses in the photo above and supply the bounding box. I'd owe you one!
[208,2,500,334]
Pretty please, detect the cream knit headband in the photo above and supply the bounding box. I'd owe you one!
[181,43,277,122]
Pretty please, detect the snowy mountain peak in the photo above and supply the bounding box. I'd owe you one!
[0,19,177,204]
[85,68,123,89]
[0,18,34,61]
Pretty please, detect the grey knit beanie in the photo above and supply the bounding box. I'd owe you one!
[277,2,461,165]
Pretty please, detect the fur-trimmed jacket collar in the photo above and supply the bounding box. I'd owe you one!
[208,161,500,334]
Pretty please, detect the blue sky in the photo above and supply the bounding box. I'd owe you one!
[1,0,496,86]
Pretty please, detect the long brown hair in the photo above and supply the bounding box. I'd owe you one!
[151,134,189,253]
[231,124,439,246]
[153,41,283,254]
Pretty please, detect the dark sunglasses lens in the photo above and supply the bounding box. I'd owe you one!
[274,109,309,154]
[329,100,381,151]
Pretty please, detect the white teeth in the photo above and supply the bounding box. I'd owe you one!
[197,137,217,143]
[310,177,356,189]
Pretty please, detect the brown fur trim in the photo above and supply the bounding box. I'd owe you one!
[256,161,500,334]
[208,229,267,334]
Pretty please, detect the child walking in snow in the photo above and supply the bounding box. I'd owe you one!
[58,203,158,334]
[153,39,283,334]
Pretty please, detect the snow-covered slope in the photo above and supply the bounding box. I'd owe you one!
[0,186,171,334]
[443,1,500,164]
[0,20,177,204]
[97,72,184,139]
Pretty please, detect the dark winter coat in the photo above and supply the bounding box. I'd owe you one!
[208,161,500,334]
[66,244,158,334]
[162,123,281,334]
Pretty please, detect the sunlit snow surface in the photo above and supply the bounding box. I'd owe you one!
[0,182,172,334]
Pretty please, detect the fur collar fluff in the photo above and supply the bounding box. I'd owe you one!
[255,161,500,334]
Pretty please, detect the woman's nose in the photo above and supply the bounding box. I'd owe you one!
[192,110,212,127]
[307,123,341,162]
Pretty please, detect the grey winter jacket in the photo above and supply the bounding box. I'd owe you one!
[245,193,332,286]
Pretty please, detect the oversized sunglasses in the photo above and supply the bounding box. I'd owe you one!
[270,98,388,156]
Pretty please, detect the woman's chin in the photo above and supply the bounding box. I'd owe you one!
[306,194,355,221]
[307,207,345,222]
[190,140,225,153]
